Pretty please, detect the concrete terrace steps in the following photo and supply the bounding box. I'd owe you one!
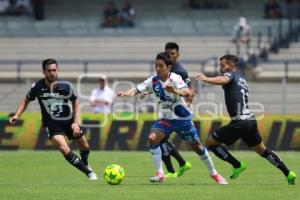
[260,40,300,81]
[0,35,296,81]
[0,0,291,37]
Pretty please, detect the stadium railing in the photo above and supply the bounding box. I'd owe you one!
[0,57,221,81]
[0,58,299,82]
[254,60,300,81]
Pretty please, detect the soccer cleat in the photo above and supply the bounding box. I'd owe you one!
[87,172,98,181]
[150,172,165,183]
[210,173,228,185]
[230,161,247,179]
[165,172,178,178]
[177,161,192,177]
[287,171,296,185]
[85,164,93,172]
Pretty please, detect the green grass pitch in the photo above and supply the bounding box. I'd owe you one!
[0,151,298,200]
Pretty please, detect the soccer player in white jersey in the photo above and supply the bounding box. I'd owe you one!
[118,52,227,184]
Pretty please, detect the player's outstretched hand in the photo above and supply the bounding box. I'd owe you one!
[71,122,80,137]
[9,116,18,124]
[117,88,137,97]
[117,91,125,97]
[196,73,207,82]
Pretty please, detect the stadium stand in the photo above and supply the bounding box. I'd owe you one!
[0,0,292,36]
[0,0,299,113]
[0,35,271,80]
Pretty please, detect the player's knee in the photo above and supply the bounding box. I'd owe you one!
[193,142,205,155]
[253,142,266,155]
[148,133,159,145]
[194,140,203,149]
[205,134,218,147]
[148,137,156,145]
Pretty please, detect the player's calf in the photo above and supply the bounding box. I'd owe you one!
[260,149,293,178]
[162,154,176,174]
[64,151,93,178]
[80,149,90,166]
[209,145,241,168]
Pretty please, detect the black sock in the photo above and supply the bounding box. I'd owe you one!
[261,149,290,177]
[209,145,241,168]
[170,148,186,167]
[160,142,176,173]
[162,155,176,173]
[64,151,92,175]
[164,141,186,167]
[79,149,90,166]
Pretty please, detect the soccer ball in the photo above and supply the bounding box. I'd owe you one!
[104,164,125,185]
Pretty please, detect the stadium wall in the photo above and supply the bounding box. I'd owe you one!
[0,113,299,151]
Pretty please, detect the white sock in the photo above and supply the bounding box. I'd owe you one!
[150,146,164,175]
[200,148,217,176]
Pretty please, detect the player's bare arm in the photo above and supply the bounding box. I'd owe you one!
[196,73,230,85]
[139,92,151,100]
[71,99,81,136]
[184,86,195,104]
[117,88,139,97]
[9,98,30,124]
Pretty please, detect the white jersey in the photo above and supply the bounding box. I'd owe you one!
[136,72,192,119]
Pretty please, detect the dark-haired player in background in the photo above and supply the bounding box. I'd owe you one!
[196,54,296,185]
[160,42,194,177]
[9,58,98,180]
[141,42,194,178]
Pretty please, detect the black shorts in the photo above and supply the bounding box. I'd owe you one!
[212,120,262,147]
[43,120,84,140]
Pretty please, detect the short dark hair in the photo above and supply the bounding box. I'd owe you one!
[165,42,179,51]
[220,54,239,67]
[42,58,58,70]
[156,52,172,66]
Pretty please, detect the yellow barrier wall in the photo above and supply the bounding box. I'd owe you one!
[0,113,299,150]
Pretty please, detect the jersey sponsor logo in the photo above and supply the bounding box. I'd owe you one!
[238,113,255,120]
[154,85,160,92]
[39,93,63,98]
